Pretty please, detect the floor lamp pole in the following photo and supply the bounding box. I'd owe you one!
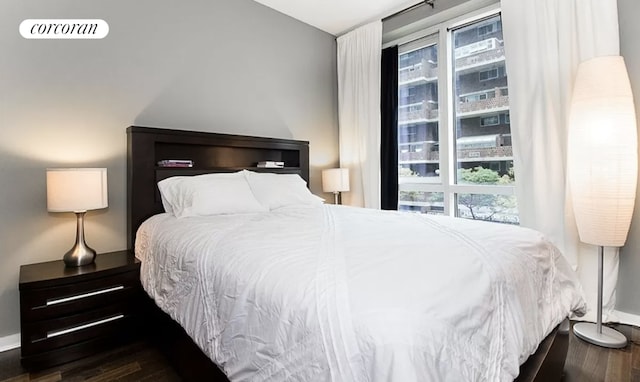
[596,245,603,335]
[573,245,627,348]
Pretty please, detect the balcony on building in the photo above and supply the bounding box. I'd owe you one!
[398,101,439,125]
[454,37,505,72]
[399,59,438,86]
[456,134,513,162]
[398,140,439,164]
[457,87,509,117]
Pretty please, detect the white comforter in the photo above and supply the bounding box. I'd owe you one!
[136,204,585,382]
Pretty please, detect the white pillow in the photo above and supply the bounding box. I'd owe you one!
[243,170,324,210]
[158,172,267,218]
[158,172,240,215]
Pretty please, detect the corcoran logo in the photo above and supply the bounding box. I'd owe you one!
[19,19,109,39]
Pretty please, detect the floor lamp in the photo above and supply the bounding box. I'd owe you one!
[567,56,638,348]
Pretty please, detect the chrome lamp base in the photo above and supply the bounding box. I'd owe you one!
[573,322,627,348]
[572,245,627,348]
[63,212,97,267]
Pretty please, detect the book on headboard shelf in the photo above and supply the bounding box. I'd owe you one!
[257,161,284,168]
[157,159,194,168]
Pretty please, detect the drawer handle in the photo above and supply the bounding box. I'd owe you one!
[46,285,125,306]
[47,314,125,338]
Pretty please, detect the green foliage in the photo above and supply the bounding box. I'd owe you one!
[458,166,514,185]
[456,166,517,223]
[397,165,518,223]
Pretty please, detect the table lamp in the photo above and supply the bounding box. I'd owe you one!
[322,168,350,204]
[568,56,638,348]
[46,168,108,267]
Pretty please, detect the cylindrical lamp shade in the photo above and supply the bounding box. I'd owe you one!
[568,56,638,247]
[322,168,350,193]
[47,168,108,212]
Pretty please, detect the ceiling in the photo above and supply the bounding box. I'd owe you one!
[252,0,422,36]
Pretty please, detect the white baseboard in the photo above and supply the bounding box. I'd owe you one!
[614,310,640,327]
[0,333,20,352]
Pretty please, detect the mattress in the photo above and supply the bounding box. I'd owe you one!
[135,204,585,381]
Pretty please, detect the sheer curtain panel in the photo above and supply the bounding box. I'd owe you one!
[501,0,621,322]
[337,21,383,208]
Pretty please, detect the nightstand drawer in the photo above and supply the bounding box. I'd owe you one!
[21,302,139,355]
[19,250,143,370]
[20,270,140,322]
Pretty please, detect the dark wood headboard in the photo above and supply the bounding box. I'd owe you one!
[126,126,310,249]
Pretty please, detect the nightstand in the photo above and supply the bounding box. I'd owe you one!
[19,250,143,370]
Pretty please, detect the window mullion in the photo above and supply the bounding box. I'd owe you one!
[437,24,453,217]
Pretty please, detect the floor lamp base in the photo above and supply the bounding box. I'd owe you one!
[573,322,627,348]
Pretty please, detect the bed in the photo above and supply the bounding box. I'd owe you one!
[127,126,586,381]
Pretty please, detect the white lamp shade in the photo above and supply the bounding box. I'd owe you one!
[322,168,350,193]
[568,56,638,247]
[47,168,108,212]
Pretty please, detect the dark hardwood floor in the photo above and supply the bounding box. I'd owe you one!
[1,322,638,381]
[564,323,640,382]
[0,340,180,382]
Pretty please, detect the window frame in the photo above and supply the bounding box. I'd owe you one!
[390,3,516,220]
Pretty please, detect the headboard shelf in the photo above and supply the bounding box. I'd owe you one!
[154,167,303,183]
[127,126,310,249]
[155,166,302,172]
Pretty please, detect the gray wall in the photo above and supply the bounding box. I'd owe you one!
[0,0,338,338]
[616,0,640,316]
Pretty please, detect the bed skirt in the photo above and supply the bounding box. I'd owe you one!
[143,296,569,382]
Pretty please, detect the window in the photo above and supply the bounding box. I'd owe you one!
[479,68,499,81]
[480,115,499,126]
[395,10,517,224]
[459,90,496,103]
[477,22,495,37]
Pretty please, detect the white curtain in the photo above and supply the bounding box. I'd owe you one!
[501,0,621,322]
[337,21,382,209]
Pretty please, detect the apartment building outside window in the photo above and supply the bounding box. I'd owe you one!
[397,11,518,224]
